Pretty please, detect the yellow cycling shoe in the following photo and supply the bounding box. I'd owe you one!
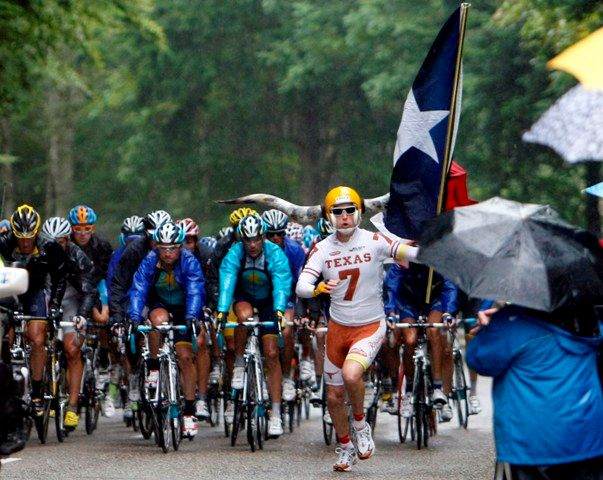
[64,409,79,429]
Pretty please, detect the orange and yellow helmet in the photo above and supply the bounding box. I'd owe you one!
[10,204,41,239]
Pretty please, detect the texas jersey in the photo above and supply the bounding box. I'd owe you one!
[299,228,401,326]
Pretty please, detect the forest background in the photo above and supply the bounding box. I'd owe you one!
[1,0,601,239]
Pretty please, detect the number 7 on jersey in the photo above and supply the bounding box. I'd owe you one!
[338,268,360,301]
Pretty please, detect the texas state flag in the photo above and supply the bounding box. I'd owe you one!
[384,7,464,240]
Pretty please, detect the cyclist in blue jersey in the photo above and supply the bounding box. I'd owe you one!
[128,221,205,438]
[217,213,292,437]
[261,209,308,402]
[383,262,458,421]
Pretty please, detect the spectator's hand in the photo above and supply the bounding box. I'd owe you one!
[477,308,498,326]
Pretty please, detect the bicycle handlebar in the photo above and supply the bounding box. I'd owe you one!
[394,322,447,329]
[223,321,276,328]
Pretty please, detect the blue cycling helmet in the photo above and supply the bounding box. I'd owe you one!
[153,221,184,244]
[0,219,11,235]
[316,218,334,239]
[200,236,217,249]
[68,205,97,226]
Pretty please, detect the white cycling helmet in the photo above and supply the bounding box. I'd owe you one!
[42,217,72,240]
[261,209,289,233]
[237,214,266,239]
[143,210,172,237]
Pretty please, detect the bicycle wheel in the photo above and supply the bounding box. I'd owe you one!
[35,371,51,444]
[54,362,68,442]
[230,389,243,447]
[287,401,295,433]
[321,380,333,446]
[158,362,172,453]
[171,364,183,451]
[84,378,99,435]
[246,359,258,452]
[453,352,469,429]
[413,362,424,450]
[138,403,153,440]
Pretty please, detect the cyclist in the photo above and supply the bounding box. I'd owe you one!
[177,217,213,420]
[0,219,10,235]
[217,213,292,437]
[206,207,257,423]
[129,221,205,438]
[68,205,114,390]
[261,209,307,403]
[109,210,171,416]
[106,214,145,420]
[296,186,417,471]
[285,222,304,247]
[383,262,458,422]
[0,205,68,417]
[42,217,96,428]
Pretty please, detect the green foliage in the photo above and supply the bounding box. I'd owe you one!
[4,0,601,237]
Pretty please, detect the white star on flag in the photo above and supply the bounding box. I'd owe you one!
[393,90,449,165]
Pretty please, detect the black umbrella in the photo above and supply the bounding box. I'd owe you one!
[417,197,603,312]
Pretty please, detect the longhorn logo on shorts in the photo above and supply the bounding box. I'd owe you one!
[324,371,338,380]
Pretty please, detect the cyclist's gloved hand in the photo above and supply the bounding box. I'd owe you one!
[72,315,87,331]
[216,311,227,324]
[127,318,138,334]
[442,313,456,326]
[48,306,61,323]
[111,322,125,338]
[274,311,286,328]
[386,313,399,328]
[185,317,199,334]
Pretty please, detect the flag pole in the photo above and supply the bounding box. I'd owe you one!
[425,3,470,305]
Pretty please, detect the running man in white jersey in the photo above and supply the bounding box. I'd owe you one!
[296,186,417,472]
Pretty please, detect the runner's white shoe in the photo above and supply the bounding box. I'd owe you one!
[333,447,358,472]
[353,422,375,460]
[299,360,314,382]
[440,404,453,422]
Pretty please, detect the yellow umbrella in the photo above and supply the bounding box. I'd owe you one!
[548,27,603,89]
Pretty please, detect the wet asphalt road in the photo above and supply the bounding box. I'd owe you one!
[1,377,495,480]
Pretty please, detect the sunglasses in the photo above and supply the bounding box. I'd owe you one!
[242,236,263,244]
[331,206,357,216]
[158,244,182,252]
[73,225,95,233]
[266,231,285,238]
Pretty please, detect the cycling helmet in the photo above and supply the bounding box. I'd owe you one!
[42,217,72,240]
[200,236,217,249]
[316,218,334,238]
[302,225,320,250]
[0,219,10,235]
[153,221,184,244]
[229,207,258,227]
[143,210,172,237]
[218,226,233,239]
[285,222,304,244]
[261,209,289,233]
[121,215,145,235]
[237,214,266,239]
[68,205,97,226]
[10,204,41,239]
[177,218,200,237]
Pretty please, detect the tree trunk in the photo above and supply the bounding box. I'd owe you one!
[45,84,77,217]
[0,116,15,218]
[585,162,601,236]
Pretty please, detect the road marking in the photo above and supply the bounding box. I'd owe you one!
[129,434,144,439]
[1,458,21,465]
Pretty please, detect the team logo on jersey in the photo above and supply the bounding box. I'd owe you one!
[325,253,372,268]
[329,251,341,256]
[349,245,365,252]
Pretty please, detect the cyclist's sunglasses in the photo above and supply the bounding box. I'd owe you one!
[266,231,286,238]
[331,206,357,216]
[72,225,95,233]
[158,244,182,252]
